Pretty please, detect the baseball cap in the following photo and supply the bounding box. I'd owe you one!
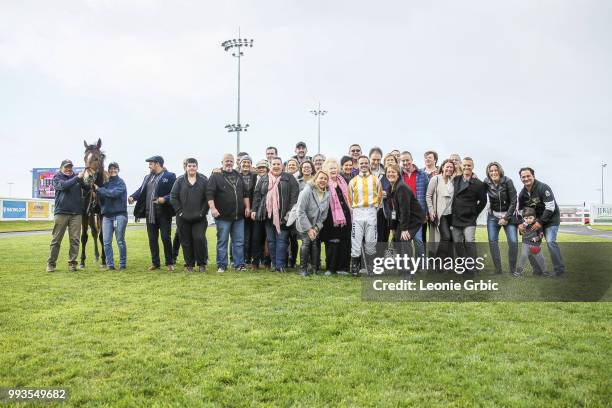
[296,141,307,149]
[60,159,73,168]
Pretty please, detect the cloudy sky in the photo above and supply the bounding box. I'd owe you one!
[0,0,610,204]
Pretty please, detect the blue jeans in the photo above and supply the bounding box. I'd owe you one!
[543,225,565,274]
[412,225,425,258]
[487,214,518,273]
[265,220,290,269]
[215,218,244,269]
[102,215,127,268]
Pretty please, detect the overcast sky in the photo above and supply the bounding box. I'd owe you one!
[0,0,610,204]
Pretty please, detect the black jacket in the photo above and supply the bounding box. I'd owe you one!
[251,172,299,227]
[451,176,487,227]
[240,171,258,201]
[131,170,177,220]
[518,179,560,226]
[387,180,425,238]
[53,172,86,215]
[206,170,247,221]
[170,173,209,222]
[483,176,518,222]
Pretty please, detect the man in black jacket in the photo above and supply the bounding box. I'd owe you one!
[451,157,487,265]
[170,158,209,272]
[46,159,88,272]
[207,153,250,273]
[517,167,564,275]
[129,156,177,271]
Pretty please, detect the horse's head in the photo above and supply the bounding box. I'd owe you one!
[83,138,104,170]
[83,138,106,184]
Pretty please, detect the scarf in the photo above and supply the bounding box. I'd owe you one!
[328,175,350,227]
[266,173,282,233]
[147,172,162,224]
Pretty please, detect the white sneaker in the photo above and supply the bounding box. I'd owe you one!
[217,267,226,273]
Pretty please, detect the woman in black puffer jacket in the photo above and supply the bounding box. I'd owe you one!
[483,161,519,274]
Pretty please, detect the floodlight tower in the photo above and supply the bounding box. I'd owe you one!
[310,102,327,154]
[221,29,254,158]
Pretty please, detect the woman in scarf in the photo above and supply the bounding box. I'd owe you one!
[426,159,456,264]
[294,171,330,276]
[319,158,353,276]
[251,157,299,272]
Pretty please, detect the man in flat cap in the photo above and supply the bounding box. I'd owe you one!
[129,155,177,271]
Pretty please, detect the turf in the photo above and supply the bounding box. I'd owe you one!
[590,225,612,231]
[0,221,55,232]
[0,229,610,406]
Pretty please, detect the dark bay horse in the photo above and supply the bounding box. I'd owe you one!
[80,138,107,268]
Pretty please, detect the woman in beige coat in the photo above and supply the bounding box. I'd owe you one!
[426,159,456,260]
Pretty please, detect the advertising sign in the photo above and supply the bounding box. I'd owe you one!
[32,167,85,198]
[2,200,27,219]
[27,201,50,219]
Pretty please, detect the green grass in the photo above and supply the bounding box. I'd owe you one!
[0,220,55,232]
[0,229,610,406]
[0,221,143,233]
[590,225,612,231]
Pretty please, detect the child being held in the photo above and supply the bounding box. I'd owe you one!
[514,207,547,277]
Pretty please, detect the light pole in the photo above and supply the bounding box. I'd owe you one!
[7,182,14,197]
[222,29,254,158]
[602,163,608,204]
[310,102,327,154]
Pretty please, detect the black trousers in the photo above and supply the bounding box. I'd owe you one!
[437,214,454,260]
[251,220,270,266]
[325,238,351,272]
[172,229,181,262]
[300,233,320,272]
[177,217,208,267]
[244,217,253,263]
[146,215,173,267]
[288,227,298,267]
[376,208,390,243]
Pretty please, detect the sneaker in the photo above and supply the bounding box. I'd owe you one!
[199,266,206,273]
[186,266,194,273]
[217,267,226,273]
[299,270,310,277]
[148,265,160,271]
[512,270,523,277]
[324,271,336,276]
[236,266,247,272]
[337,270,349,276]
[167,265,175,272]
[46,264,55,273]
[68,264,77,272]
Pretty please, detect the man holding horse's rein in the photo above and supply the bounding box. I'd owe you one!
[46,159,90,272]
[129,156,177,271]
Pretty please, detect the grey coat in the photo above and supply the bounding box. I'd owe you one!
[292,184,330,233]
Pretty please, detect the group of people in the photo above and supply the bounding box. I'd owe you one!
[46,141,565,277]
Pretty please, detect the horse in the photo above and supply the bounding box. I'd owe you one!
[80,138,107,268]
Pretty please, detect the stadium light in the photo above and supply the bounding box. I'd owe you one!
[602,163,608,204]
[310,102,328,154]
[221,28,254,158]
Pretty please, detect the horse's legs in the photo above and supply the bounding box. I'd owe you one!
[90,214,99,263]
[98,215,106,265]
[80,215,88,268]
